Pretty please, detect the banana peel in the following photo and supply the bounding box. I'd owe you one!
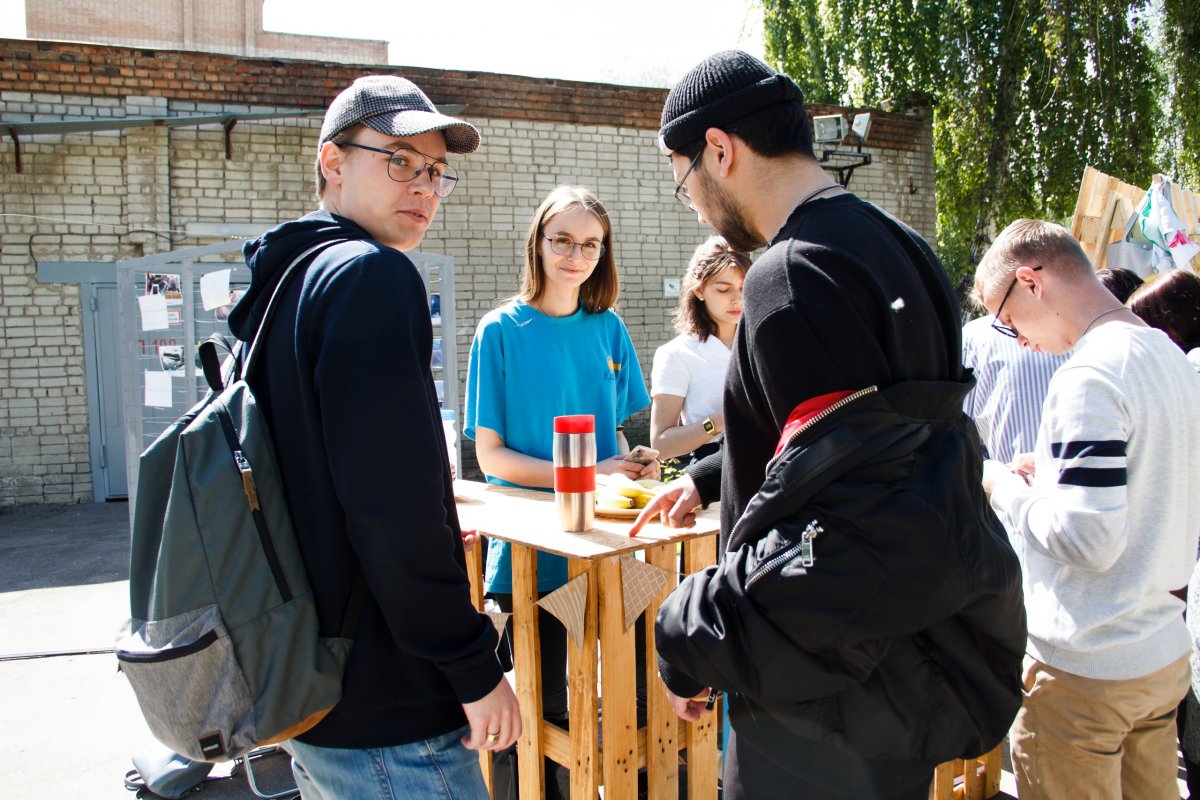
[596,488,634,509]
[595,474,666,510]
[596,473,645,498]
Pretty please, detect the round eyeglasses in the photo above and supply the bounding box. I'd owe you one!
[339,142,460,198]
[543,235,605,261]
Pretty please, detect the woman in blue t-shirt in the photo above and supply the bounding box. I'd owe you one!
[464,185,654,773]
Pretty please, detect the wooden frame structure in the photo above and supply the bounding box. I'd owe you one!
[931,745,1003,800]
[1070,166,1200,269]
[456,479,721,799]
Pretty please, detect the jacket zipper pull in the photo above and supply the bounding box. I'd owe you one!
[800,520,823,568]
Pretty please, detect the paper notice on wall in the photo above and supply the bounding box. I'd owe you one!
[200,269,232,310]
[144,371,173,408]
[138,293,169,331]
[158,345,185,378]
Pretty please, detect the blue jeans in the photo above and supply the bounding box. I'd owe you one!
[283,726,488,800]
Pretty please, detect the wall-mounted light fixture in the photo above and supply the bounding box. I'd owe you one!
[812,114,846,144]
[850,112,871,143]
[816,112,873,188]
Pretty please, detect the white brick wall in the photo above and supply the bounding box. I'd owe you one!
[0,91,936,504]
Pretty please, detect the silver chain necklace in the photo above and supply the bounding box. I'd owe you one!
[1082,306,1124,336]
[795,182,842,209]
[771,182,843,243]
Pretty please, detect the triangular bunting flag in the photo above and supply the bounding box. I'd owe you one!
[620,555,671,630]
[486,611,511,650]
[537,572,589,648]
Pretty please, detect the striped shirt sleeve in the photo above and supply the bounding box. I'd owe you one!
[993,363,1130,572]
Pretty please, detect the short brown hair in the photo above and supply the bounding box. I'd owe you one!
[673,236,751,340]
[1127,269,1200,351]
[519,186,618,314]
[973,219,1092,309]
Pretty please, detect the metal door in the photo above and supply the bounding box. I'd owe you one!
[90,284,128,499]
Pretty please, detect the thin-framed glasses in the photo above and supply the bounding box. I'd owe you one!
[672,148,705,211]
[543,235,605,261]
[991,265,1043,338]
[339,142,459,198]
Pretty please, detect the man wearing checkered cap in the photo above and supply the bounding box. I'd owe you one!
[229,75,520,799]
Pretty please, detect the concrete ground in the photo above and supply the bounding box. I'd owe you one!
[0,501,295,798]
[5,501,1190,800]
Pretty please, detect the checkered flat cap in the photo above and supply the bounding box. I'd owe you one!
[319,75,480,154]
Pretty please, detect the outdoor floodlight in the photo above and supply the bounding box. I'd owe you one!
[812,114,846,144]
[851,113,872,143]
[817,112,872,188]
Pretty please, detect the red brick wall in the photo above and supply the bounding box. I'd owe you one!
[0,38,928,149]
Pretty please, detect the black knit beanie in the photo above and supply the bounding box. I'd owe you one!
[659,50,805,152]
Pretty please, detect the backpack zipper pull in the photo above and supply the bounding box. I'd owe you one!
[234,450,261,512]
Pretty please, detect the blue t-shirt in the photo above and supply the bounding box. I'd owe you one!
[464,300,651,593]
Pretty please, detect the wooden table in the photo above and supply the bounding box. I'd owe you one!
[454,479,722,800]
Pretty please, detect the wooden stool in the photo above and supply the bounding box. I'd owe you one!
[931,745,1002,800]
[456,480,721,800]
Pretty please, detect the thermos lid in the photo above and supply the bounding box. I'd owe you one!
[554,414,595,434]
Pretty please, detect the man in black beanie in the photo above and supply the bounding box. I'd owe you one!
[634,51,1026,799]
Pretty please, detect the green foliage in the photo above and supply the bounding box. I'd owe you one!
[658,457,687,484]
[761,0,1172,284]
[1161,0,1200,187]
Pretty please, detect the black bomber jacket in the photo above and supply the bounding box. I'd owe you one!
[655,377,1026,768]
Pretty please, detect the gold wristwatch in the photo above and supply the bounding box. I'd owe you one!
[701,417,717,436]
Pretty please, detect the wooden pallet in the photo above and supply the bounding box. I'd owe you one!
[1070,166,1200,269]
[932,745,1003,800]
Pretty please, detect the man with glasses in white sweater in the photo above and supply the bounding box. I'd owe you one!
[978,218,1200,800]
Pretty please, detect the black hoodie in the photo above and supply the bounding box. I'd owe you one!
[231,211,503,747]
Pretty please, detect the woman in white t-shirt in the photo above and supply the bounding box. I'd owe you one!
[650,236,750,462]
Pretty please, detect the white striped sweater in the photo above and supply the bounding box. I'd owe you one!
[989,322,1200,680]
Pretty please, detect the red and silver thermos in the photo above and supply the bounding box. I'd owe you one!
[553,414,596,532]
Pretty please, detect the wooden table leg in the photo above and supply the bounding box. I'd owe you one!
[567,558,599,800]
[682,537,719,799]
[932,759,957,800]
[598,555,638,799]
[644,544,681,800]
[464,538,493,797]
[963,752,984,799]
[512,544,545,799]
[982,745,1001,798]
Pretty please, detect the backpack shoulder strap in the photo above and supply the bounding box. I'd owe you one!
[198,332,239,393]
[241,239,348,376]
[340,571,368,639]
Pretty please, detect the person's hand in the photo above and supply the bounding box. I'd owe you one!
[635,459,661,481]
[597,454,644,480]
[664,686,713,723]
[461,677,522,751]
[461,528,480,550]
[1010,452,1035,484]
[629,473,701,536]
[982,459,1023,500]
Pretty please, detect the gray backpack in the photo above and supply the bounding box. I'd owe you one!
[116,240,363,762]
